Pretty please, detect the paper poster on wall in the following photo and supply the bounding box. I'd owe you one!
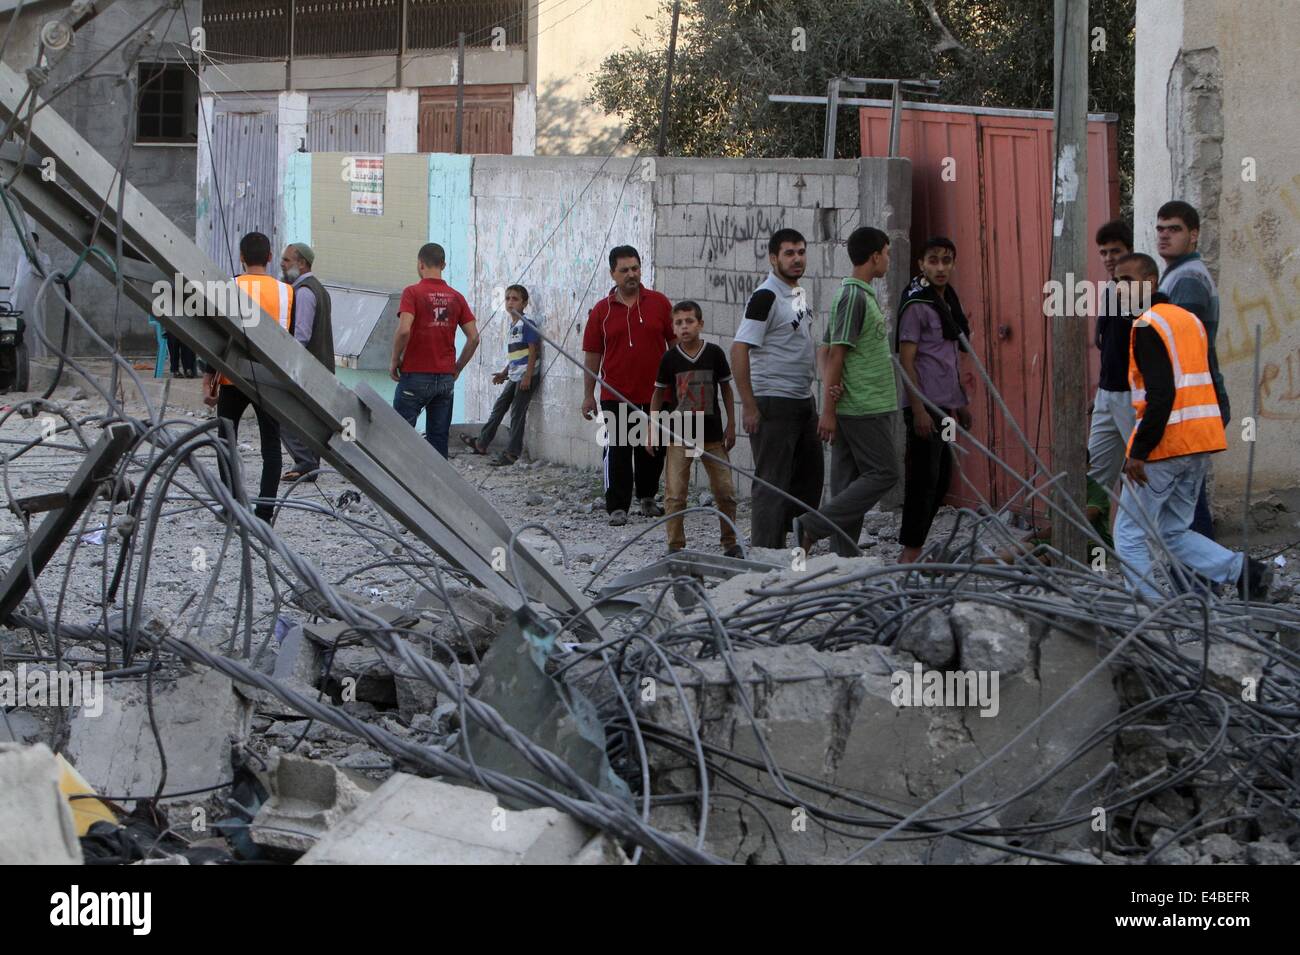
[350,157,384,216]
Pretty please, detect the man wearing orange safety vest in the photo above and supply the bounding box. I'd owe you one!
[201,232,292,524]
[1113,252,1271,602]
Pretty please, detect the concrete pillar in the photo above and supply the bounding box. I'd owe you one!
[276,92,309,252]
[196,92,217,247]
[512,85,536,156]
[386,89,419,153]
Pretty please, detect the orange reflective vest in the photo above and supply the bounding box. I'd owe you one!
[1127,301,1226,461]
[218,273,293,386]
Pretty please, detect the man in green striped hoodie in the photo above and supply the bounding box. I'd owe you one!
[797,227,899,556]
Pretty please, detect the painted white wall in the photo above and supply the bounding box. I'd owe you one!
[1133,0,1185,257]
[385,89,419,153]
[195,92,217,248]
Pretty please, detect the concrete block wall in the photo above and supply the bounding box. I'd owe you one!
[645,158,910,492]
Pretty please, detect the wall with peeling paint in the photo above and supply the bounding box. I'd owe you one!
[1136,0,1300,503]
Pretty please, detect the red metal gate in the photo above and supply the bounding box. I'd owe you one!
[861,103,1120,515]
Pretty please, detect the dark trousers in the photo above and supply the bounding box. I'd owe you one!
[216,386,282,522]
[749,395,824,549]
[900,407,954,549]
[282,426,319,475]
[802,411,900,557]
[479,378,536,459]
[601,399,663,514]
[167,332,196,376]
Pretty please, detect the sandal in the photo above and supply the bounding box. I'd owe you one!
[459,433,487,454]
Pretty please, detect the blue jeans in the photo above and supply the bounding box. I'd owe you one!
[1114,452,1243,600]
[393,372,455,458]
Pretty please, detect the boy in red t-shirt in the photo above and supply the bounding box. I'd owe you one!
[391,242,479,457]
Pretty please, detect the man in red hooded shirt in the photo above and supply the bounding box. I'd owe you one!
[581,245,674,526]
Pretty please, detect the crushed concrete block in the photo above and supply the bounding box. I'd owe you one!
[408,580,511,659]
[251,754,373,855]
[273,624,323,688]
[65,669,251,803]
[1177,639,1267,697]
[1199,833,1245,863]
[895,610,956,669]
[645,614,1119,864]
[325,647,397,705]
[381,641,477,721]
[951,602,1032,675]
[297,774,627,865]
[1245,841,1291,865]
[0,743,81,864]
[0,709,44,743]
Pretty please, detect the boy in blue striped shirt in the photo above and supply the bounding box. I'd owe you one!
[461,285,540,465]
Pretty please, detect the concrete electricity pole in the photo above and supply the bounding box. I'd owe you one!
[1050,0,1089,563]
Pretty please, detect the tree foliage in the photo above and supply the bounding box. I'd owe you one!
[591,0,1136,208]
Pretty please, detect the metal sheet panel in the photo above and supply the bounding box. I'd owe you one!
[307,108,386,153]
[327,284,396,363]
[204,108,280,274]
[859,105,1121,513]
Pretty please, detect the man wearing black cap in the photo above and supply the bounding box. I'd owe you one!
[280,242,334,481]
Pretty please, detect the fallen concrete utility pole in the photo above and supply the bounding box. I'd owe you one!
[0,59,601,633]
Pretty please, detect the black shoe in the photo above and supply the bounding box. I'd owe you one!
[1238,557,1273,601]
[639,497,664,517]
[723,545,745,559]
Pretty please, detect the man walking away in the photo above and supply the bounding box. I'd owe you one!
[895,237,972,563]
[731,228,823,550]
[280,242,333,481]
[799,227,899,557]
[1157,200,1226,539]
[391,242,479,458]
[1112,252,1270,602]
[202,231,292,524]
[1087,219,1135,494]
[581,246,674,526]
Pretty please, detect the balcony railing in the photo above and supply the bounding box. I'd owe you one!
[201,0,528,63]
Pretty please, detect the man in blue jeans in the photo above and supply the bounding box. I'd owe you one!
[390,242,479,457]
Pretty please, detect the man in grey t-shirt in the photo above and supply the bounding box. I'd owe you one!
[731,229,824,549]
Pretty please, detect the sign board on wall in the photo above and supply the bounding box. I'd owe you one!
[349,157,384,216]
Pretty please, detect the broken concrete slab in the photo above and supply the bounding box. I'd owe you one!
[65,668,251,803]
[251,754,375,855]
[645,614,1119,864]
[297,773,627,865]
[0,743,81,864]
[0,708,44,743]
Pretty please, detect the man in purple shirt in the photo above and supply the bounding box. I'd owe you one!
[895,237,971,563]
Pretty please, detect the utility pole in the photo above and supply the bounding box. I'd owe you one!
[1050,0,1089,563]
[655,0,681,157]
[455,31,465,153]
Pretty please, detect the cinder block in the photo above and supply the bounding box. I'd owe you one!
[692,175,714,204]
[673,174,693,204]
[835,174,859,209]
[734,174,756,207]
[755,174,778,206]
[713,173,735,205]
